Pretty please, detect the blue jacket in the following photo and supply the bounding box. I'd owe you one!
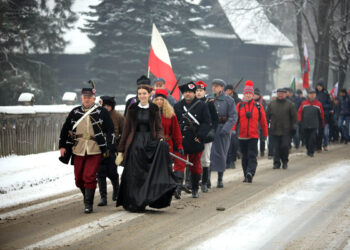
[337,94,350,116]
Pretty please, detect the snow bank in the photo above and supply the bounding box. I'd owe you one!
[18,93,34,102]
[0,105,78,114]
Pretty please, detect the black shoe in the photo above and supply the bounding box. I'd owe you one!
[282,162,288,169]
[201,168,209,193]
[111,178,119,201]
[307,152,314,157]
[273,164,280,169]
[201,184,208,193]
[243,177,247,183]
[98,197,107,206]
[260,151,265,157]
[192,189,199,198]
[246,172,253,183]
[268,155,273,160]
[173,171,184,199]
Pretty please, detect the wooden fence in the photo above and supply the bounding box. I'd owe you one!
[0,105,125,158]
[0,113,67,157]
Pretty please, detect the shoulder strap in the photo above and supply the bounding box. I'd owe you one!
[73,105,98,130]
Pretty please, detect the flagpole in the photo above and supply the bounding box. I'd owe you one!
[147,66,150,78]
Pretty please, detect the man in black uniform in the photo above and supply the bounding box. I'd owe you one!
[173,82,210,198]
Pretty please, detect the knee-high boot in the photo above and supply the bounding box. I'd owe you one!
[201,168,209,193]
[191,174,200,198]
[207,169,212,189]
[173,171,184,199]
[97,178,107,206]
[84,188,95,214]
[183,165,192,193]
[80,187,85,205]
[217,172,224,188]
[110,177,119,201]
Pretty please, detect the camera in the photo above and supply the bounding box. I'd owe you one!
[245,112,252,118]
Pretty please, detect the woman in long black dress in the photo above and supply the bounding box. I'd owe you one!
[116,84,177,212]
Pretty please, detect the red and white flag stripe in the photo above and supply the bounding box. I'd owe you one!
[302,43,310,90]
[148,24,179,100]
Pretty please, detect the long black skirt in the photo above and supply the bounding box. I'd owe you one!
[117,132,177,212]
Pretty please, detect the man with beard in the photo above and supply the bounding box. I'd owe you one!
[173,82,210,198]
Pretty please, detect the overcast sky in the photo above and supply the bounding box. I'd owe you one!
[63,0,101,54]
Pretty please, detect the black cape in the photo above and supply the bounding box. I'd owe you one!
[117,140,176,212]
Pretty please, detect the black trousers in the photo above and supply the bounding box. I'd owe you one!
[316,127,323,150]
[226,132,239,165]
[259,128,265,154]
[271,135,290,166]
[97,154,119,182]
[304,128,317,155]
[268,134,273,157]
[239,139,258,177]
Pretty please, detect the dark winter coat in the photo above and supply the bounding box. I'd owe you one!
[266,98,298,136]
[298,99,325,129]
[174,98,210,154]
[316,88,332,122]
[118,102,163,160]
[59,105,116,163]
[110,109,124,148]
[200,96,219,143]
[336,94,350,116]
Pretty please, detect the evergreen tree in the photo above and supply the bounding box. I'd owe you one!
[83,0,210,98]
[0,0,77,105]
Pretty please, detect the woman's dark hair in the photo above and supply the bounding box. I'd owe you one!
[137,84,153,93]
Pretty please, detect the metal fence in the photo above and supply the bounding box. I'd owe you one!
[0,113,67,157]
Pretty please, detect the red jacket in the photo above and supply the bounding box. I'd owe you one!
[233,100,268,139]
[161,114,183,153]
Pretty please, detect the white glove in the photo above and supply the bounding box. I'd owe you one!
[116,153,124,165]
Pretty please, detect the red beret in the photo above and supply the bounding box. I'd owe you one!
[195,80,207,90]
[155,89,168,99]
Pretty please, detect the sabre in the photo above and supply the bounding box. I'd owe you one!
[169,152,193,166]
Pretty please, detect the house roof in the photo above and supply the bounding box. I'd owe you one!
[191,28,237,39]
[218,0,293,47]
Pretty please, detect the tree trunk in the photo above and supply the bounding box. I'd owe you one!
[312,0,331,89]
[295,0,303,69]
[337,0,349,91]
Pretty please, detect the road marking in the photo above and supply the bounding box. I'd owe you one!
[23,211,142,249]
[0,194,80,220]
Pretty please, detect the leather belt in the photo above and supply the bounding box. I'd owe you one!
[75,133,97,141]
[218,116,227,124]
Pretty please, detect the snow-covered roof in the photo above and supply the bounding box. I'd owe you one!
[218,0,293,47]
[18,93,34,102]
[191,29,237,39]
[0,105,78,114]
[62,92,77,102]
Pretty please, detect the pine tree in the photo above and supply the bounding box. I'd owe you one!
[83,0,210,98]
[0,0,77,105]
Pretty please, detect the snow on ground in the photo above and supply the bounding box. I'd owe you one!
[0,151,124,209]
[193,161,350,250]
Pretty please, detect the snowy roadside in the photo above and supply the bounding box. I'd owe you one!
[192,161,350,250]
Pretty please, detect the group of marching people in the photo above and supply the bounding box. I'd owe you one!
[59,75,349,214]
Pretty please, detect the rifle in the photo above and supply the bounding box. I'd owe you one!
[170,76,182,95]
[232,77,243,92]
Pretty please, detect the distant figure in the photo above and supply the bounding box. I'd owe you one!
[151,77,177,106]
[298,89,325,157]
[253,88,267,157]
[336,88,350,144]
[234,81,268,183]
[266,88,297,169]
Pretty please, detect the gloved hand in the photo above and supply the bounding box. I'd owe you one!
[116,152,124,166]
[178,148,185,156]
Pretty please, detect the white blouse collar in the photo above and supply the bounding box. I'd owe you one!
[138,102,150,109]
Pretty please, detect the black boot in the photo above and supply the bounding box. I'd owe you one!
[182,165,192,193]
[173,171,184,199]
[217,172,224,188]
[111,177,119,201]
[80,187,85,204]
[246,172,253,183]
[207,169,211,189]
[84,188,95,213]
[191,174,200,198]
[97,178,107,206]
[201,168,209,193]
[282,162,288,169]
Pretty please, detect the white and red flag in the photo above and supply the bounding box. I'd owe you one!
[330,82,338,98]
[148,24,179,100]
[302,43,310,89]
